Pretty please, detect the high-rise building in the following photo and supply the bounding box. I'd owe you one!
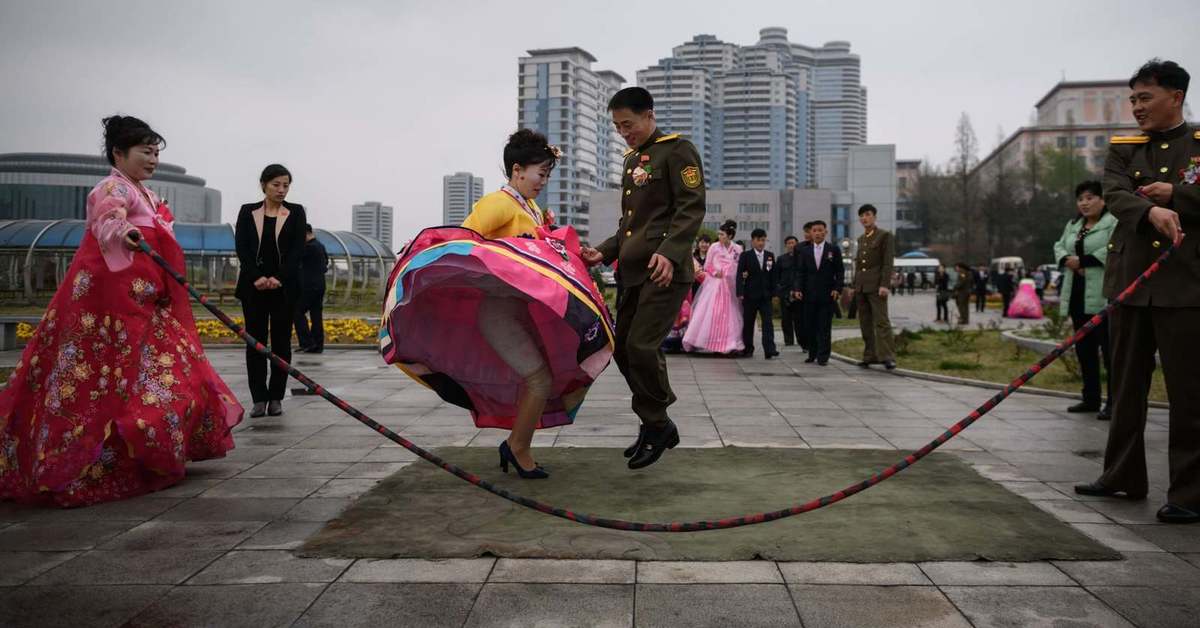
[517,48,626,241]
[442,172,484,226]
[635,28,865,189]
[352,201,394,251]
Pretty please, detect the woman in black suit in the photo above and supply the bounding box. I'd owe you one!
[235,164,307,417]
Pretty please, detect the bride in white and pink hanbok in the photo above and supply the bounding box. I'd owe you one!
[683,220,744,354]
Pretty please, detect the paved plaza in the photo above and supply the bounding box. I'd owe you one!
[0,298,1197,627]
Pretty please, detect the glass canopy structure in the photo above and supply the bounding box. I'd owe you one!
[0,219,395,306]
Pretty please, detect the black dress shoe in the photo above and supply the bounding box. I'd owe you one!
[804,356,817,364]
[765,351,779,359]
[1074,481,1146,500]
[628,420,679,470]
[1067,401,1101,413]
[856,360,874,368]
[623,425,646,458]
[883,360,897,370]
[1097,406,1112,421]
[1156,503,1200,524]
[249,402,266,418]
[817,359,829,366]
[267,400,283,416]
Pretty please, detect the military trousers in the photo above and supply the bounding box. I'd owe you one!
[1100,305,1200,509]
[614,281,690,427]
[854,289,895,362]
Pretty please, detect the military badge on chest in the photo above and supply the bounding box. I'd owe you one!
[632,155,652,187]
[1182,157,1200,185]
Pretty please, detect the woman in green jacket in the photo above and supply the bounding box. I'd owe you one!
[1053,180,1117,420]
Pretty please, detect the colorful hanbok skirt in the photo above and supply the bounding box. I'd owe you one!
[1007,278,1044,319]
[379,225,613,430]
[0,227,243,507]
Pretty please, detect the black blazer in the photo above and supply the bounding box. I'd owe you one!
[795,242,844,302]
[298,238,329,292]
[736,249,778,301]
[775,248,803,298]
[235,201,307,301]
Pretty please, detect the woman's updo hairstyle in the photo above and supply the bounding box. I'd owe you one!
[260,164,293,186]
[503,129,559,178]
[102,115,165,166]
[719,219,737,238]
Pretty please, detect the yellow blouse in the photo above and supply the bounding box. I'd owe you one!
[462,190,544,239]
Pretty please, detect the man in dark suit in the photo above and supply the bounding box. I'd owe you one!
[974,265,989,312]
[294,223,329,353]
[736,228,779,359]
[776,234,805,349]
[1076,59,1200,524]
[794,221,843,365]
[997,269,1016,316]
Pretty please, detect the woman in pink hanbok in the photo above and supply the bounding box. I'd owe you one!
[683,220,744,354]
[0,116,242,507]
[1007,277,1044,319]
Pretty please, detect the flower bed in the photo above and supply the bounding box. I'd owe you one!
[16,318,378,346]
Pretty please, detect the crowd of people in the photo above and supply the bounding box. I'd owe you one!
[0,61,1195,526]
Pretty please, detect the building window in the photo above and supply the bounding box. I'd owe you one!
[1057,136,1068,148]
[1094,135,1106,148]
[705,203,722,214]
[1074,136,1087,148]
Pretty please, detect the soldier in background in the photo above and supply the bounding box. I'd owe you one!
[850,204,896,370]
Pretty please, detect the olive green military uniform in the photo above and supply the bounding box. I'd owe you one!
[595,129,705,427]
[953,269,972,325]
[1098,124,1200,510]
[851,228,896,362]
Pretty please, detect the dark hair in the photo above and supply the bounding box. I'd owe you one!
[260,164,292,185]
[305,223,313,233]
[956,262,971,271]
[750,228,767,239]
[697,233,712,243]
[102,115,165,166]
[802,222,814,231]
[784,235,798,244]
[719,219,737,238]
[1074,180,1103,199]
[810,220,827,228]
[858,204,877,216]
[608,87,654,113]
[503,129,558,178]
[1129,58,1190,95]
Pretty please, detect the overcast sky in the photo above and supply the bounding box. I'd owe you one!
[1,0,1194,246]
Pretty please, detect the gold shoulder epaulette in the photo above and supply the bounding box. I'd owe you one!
[1194,130,1200,140]
[622,147,634,157]
[1110,135,1149,144]
[655,133,680,143]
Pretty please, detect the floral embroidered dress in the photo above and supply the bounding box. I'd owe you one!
[683,241,744,353]
[0,169,243,507]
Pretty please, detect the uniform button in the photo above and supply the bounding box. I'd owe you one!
[625,230,632,237]
[1160,167,1169,174]
[1161,143,1170,149]
[1153,240,1161,248]
[626,169,632,174]
[626,211,631,216]
[1135,171,1141,177]
[662,232,668,237]
[625,190,631,196]
[1107,243,1114,250]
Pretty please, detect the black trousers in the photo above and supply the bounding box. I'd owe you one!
[294,287,326,350]
[741,297,776,355]
[975,291,987,312]
[1000,291,1014,316]
[1101,306,1200,509]
[804,299,834,361]
[935,297,949,321]
[1071,313,1111,407]
[780,299,805,348]
[242,288,294,403]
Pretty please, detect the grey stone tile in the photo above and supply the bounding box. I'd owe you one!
[996,480,1067,500]
[919,561,1073,586]
[126,583,325,628]
[360,447,419,463]
[1182,553,1200,569]
[637,561,783,584]
[778,562,930,585]
[187,550,352,584]
[0,584,168,628]
[156,497,300,522]
[1071,523,1165,552]
[636,583,800,627]
[30,549,223,585]
[142,477,223,498]
[295,583,480,628]
[311,478,379,498]
[238,521,326,550]
[0,521,135,551]
[20,496,181,522]
[341,558,495,583]
[101,521,266,551]
[789,584,971,628]
[239,461,352,478]
[463,583,633,628]
[1084,498,1170,525]
[941,586,1135,628]
[267,447,377,463]
[489,558,635,584]
[336,461,411,478]
[185,459,257,479]
[1090,586,1200,628]
[200,477,329,498]
[0,551,79,585]
[283,498,354,522]
[1119,522,1200,552]
[1053,551,1200,586]
[1032,499,1112,523]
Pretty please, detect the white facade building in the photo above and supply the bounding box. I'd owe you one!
[352,201,394,251]
[442,172,484,226]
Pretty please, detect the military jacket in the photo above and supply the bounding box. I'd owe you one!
[851,228,895,292]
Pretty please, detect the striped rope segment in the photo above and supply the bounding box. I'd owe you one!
[137,236,1179,532]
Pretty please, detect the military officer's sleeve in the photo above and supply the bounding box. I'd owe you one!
[881,232,895,287]
[659,141,706,268]
[1102,145,1153,225]
[1172,181,1200,218]
[595,234,618,266]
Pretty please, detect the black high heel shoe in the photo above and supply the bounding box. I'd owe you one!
[498,441,549,479]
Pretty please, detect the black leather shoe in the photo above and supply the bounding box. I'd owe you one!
[1067,401,1101,413]
[628,420,679,470]
[804,356,817,364]
[1156,503,1200,524]
[817,359,829,366]
[249,402,266,418]
[1097,405,1112,421]
[267,400,283,416]
[623,425,646,458]
[765,351,779,359]
[1074,481,1146,500]
[883,360,897,370]
[856,360,874,368]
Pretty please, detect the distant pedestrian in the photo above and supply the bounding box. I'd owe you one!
[953,262,972,325]
[934,265,950,322]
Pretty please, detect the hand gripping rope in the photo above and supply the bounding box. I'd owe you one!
[137,235,1179,532]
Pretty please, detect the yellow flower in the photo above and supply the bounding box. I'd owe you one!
[157,354,175,367]
[159,373,176,386]
[142,392,158,405]
[81,313,96,329]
